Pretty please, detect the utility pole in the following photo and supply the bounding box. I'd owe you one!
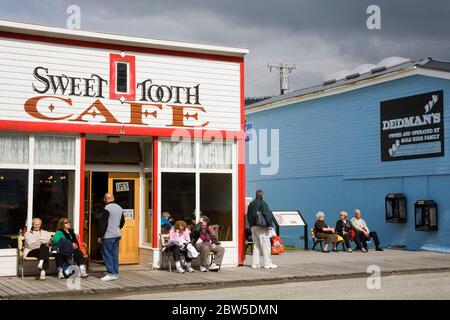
[267,63,296,95]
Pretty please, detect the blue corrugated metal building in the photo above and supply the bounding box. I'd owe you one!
[245,58,450,252]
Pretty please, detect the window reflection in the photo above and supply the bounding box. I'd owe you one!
[0,170,28,248]
[33,170,74,231]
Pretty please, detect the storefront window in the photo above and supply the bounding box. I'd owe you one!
[33,170,74,231]
[34,136,76,165]
[0,135,29,164]
[200,173,232,241]
[200,142,232,169]
[161,140,195,169]
[161,173,195,222]
[0,170,28,248]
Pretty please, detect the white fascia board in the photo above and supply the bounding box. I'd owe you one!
[416,68,450,80]
[0,20,249,57]
[246,67,422,115]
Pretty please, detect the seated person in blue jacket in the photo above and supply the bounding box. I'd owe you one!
[53,218,88,278]
[191,216,223,272]
[351,209,383,251]
[335,211,364,253]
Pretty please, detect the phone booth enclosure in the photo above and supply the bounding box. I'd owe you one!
[415,200,438,231]
[385,193,407,223]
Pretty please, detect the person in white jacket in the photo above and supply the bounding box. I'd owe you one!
[24,218,52,280]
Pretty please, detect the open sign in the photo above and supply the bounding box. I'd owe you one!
[115,182,129,192]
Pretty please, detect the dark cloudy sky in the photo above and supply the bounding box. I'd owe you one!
[1,0,449,97]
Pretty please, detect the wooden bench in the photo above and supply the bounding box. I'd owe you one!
[17,233,88,278]
[159,233,218,272]
[311,228,346,252]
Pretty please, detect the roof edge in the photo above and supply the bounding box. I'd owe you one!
[0,19,249,58]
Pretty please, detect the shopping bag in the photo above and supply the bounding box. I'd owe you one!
[186,243,199,258]
[271,236,285,255]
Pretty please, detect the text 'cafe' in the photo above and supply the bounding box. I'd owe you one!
[0,20,248,276]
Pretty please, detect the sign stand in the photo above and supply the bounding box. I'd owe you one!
[272,210,308,250]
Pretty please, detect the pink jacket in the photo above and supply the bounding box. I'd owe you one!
[168,228,190,246]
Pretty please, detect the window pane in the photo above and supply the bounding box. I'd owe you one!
[0,135,29,164]
[34,136,76,165]
[33,170,74,231]
[200,142,232,169]
[161,173,195,222]
[116,62,128,93]
[0,170,28,249]
[161,140,195,169]
[200,173,232,241]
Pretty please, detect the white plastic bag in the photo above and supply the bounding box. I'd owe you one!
[186,243,199,258]
[268,228,277,238]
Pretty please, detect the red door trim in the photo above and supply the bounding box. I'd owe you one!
[152,137,159,248]
[79,133,86,243]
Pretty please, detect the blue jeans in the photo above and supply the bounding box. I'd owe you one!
[102,237,120,275]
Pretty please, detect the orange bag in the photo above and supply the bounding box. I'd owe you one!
[271,236,285,255]
[76,234,87,256]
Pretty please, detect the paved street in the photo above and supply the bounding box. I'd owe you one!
[2,249,450,299]
[109,271,450,300]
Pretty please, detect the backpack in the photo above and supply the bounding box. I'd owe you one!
[271,236,285,255]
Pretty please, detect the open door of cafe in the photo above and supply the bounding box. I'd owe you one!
[84,171,140,265]
[108,172,140,264]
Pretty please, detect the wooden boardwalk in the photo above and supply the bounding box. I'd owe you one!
[1,249,450,299]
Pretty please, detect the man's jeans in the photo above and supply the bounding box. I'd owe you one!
[102,237,120,275]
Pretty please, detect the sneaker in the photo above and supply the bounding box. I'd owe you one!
[39,270,46,280]
[264,264,278,269]
[347,248,353,253]
[209,263,220,272]
[100,274,117,281]
[176,266,186,274]
[186,266,195,273]
[200,265,208,272]
[361,247,368,253]
[251,265,260,269]
[376,247,384,251]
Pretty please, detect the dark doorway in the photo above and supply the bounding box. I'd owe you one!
[89,172,108,261]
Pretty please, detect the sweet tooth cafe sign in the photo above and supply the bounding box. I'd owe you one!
[24,60,209,128]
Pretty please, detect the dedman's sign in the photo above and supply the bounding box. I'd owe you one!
[380,90,444,161]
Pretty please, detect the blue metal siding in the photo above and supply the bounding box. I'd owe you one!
[246,75,450,250]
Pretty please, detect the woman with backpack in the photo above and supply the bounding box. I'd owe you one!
[246,189,277,270]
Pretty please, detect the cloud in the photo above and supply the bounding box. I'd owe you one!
[1,0,449,96]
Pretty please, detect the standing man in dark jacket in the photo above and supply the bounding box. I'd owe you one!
[246,189,277,269]
[97,193,125,281]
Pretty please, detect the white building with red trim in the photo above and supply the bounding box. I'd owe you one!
[0,20,248,276]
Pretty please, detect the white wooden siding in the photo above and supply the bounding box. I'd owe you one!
[0,37,241,131]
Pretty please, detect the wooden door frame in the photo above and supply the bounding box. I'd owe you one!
[108,172,140,264]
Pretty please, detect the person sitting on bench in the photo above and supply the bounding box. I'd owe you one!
[53,218,88,279]
[191,216,224,272]
[335,211,364,253]
[351,209,383,251]
[24,218,52,280]
[168,220,194,273]
[314,211,339,253]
